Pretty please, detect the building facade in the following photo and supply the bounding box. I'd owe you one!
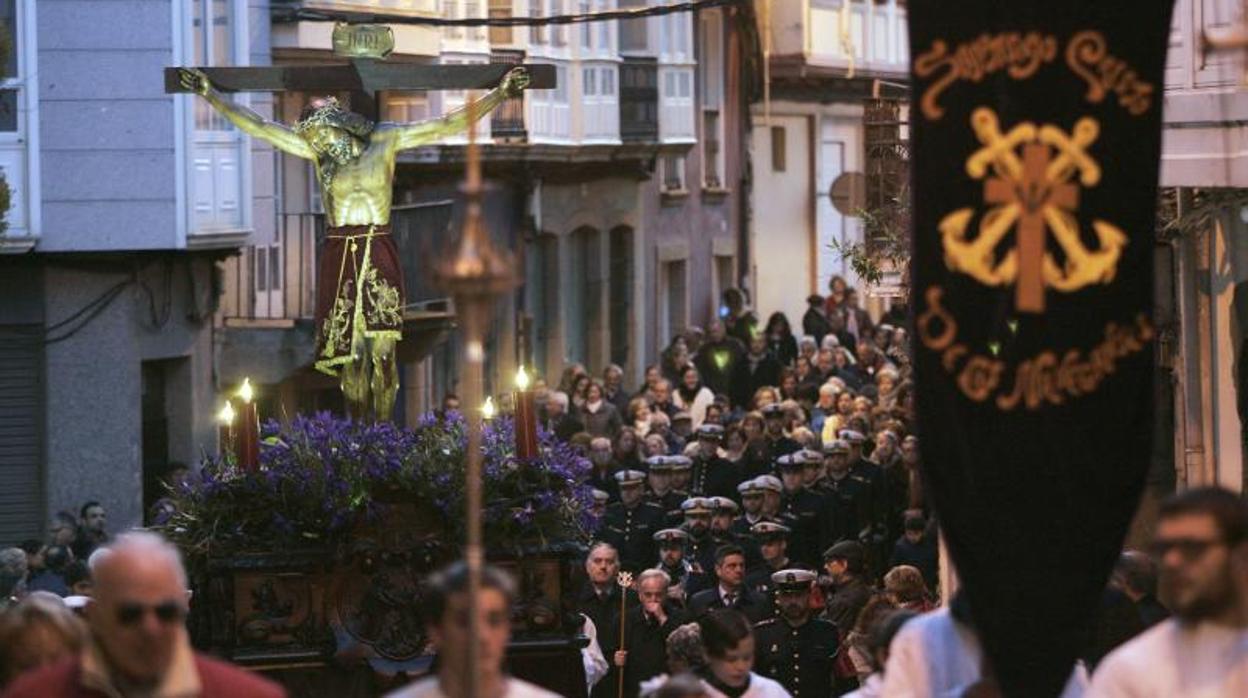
[0,0,276,541]
[747,0,907,327]
[1161,0,1248,496]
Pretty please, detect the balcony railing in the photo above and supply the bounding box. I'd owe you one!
[620,57,658,143]
[491,50,528,141]
[220,213,322,323]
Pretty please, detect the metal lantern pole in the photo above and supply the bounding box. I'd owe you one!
[435,96,518,698]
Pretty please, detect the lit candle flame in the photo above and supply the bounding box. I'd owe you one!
[217,402,236,425]
[237,378,254,403]
[482,396,497,420]
[515,365,531,391]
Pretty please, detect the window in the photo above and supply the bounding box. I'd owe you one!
[702,110,721,188]
[715,255,735,304]
[609,227,633,367]
[602,68,615,95]
[0,0,31,237]
[529,234,560,375]
[489,0,513,44]
[443,0,464,40]
[619,0,648,52]
[530,0,546,45]
[190,0,246,232]
[466,1,485,41]
[568,227,600,365]
[661,153,686,192]
[598,0,612,50]
[384,91,431,123]
[583,67,597,96]
[581,0,593,48]
[771,126,787,171]
[551,0,567,46]
[663,259,688,345]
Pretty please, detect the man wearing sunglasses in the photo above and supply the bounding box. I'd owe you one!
[3,531,284,697]
[1089,487,1248,696]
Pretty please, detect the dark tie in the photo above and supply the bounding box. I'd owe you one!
[725,593,736,607]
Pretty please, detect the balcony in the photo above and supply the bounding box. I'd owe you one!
[763,0,908,78]
[220,213,323,325]
[620,57,658,143]
[491,50,528,141]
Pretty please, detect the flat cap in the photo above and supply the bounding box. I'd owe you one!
[823,540,865,564]
[672,411,693,423]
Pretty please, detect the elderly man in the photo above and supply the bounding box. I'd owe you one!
[575,543,633,645]
[588,437,620,503]
[1089,488,1248,697]
[608,569,689,698]
[387,562,558,698]
[4,531,283,697]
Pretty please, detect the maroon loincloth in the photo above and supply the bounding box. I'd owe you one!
[313,224,406,375]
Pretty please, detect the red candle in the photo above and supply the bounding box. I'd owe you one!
[514,367,539,460]
[234,378,261,470]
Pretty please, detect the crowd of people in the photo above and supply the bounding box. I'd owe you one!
[2,280,1246,697]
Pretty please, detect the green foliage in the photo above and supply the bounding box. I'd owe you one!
[829,185,911,290]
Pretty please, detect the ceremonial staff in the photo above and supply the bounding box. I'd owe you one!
[616,571,633,698]
[436,95,519,698]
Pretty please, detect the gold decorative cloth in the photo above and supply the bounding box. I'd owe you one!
[314,224,405,375]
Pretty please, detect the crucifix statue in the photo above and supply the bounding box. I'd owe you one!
[171,29,545,420]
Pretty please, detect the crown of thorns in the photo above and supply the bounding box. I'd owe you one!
[294,97,374,138]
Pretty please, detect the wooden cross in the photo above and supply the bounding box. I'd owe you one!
[164,58,556,119]
[984,142,1079,314]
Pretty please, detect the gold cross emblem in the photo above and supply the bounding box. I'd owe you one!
[940,108,1127,313]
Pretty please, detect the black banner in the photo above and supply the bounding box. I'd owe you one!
[908,2,1174,695]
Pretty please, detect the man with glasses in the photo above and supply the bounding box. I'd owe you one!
[3,531,283,697]
[1089,487,1248,696]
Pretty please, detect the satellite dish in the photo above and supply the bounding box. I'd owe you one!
[829,172,867,216]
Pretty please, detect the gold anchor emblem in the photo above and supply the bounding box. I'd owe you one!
[940,108,1127,313]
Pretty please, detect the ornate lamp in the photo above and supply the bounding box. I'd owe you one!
[434,96,520,698]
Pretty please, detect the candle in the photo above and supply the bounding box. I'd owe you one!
[234,378,260,470]
[482,396,497,421]
[513,366,539,460]
[217,402,236,460]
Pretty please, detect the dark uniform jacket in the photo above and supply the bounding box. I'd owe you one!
[744,558,799,597]
[605,603,689,698]
[647,488,687,527]
[688,456,743,501]
[781,488,830,568]
[817,473,871,544]
[763,435,802,466]
[688,585,773,623]
[754,615,841,698]
[601,500,667,573]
